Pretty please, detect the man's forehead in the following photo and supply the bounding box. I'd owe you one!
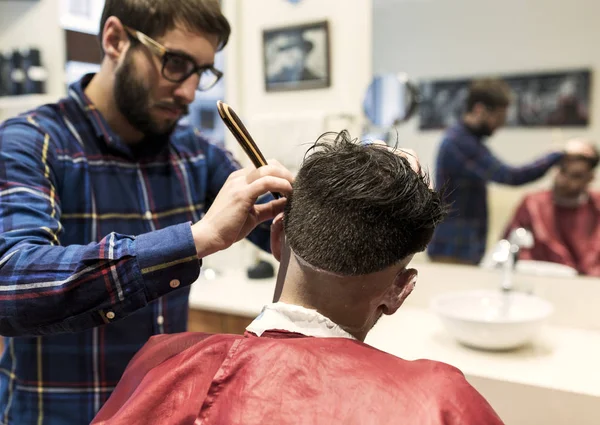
[157,26,218,61]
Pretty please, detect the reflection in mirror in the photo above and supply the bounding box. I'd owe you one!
[372,2,600,276]
[362,73,420,144]
[363,73,419,126]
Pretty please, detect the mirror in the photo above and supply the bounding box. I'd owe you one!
[362,72,420,132]
[372,2,599,275]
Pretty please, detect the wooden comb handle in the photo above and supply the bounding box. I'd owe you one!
[217,101,282,199]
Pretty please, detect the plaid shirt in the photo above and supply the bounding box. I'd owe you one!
[427,123,563,264]
[0,75,271,425]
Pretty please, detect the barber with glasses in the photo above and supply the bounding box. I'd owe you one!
[0,1,293,424]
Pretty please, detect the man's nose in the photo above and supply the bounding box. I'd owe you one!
[174,74,200,105]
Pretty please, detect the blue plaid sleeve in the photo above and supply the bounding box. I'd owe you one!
[0,121,200,336]
[443,137,564,185]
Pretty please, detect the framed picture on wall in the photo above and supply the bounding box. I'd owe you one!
[418,69,592,130]
[263,21,331,92]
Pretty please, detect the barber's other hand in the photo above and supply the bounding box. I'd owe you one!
[192,160,293,258]
[564,138,597,159]
[370,140,429,187]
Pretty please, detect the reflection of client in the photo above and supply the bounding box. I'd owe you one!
[503,139,600,276]
[268,32,319,83]
[427,79,591,266]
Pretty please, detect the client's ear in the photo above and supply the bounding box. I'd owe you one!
[381,269,418,316]
[270,213,285,262]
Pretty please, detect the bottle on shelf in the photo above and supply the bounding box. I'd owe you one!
[22,48,47,95]
[9,50,25,96]
[0,51,13,97]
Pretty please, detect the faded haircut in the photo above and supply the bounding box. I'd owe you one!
[283,131,448,276]
[99,0,230,50]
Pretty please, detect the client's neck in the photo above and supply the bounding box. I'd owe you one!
[553,191,589,207]
[277,255,372,341]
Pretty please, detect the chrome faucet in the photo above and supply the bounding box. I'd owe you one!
[491,228,534,292]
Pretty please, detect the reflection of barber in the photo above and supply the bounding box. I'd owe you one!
[268,32,319,83]
[427,79,591,265]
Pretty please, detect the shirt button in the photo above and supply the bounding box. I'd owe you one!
[169,279,180,288]
[106,311,116,320]
[157,315,164,326]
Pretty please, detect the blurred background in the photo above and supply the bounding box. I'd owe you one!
[1,2,599,424]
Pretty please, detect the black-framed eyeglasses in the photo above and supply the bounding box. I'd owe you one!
[124,25,223,91]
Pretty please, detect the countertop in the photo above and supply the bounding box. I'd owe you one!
[188,269,600,399]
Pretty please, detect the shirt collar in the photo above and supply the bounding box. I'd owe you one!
[246,302,356,340]
[68,73,118,143]
[457,121,485,142]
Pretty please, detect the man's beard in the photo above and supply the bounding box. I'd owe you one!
[114,52,188,139]
[475,122,494,138]
[553,185,587,207]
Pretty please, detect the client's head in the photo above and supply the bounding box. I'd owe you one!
[554,139,599,202]
[272,131,447,341]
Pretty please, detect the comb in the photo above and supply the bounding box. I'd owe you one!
[216,100,281,199]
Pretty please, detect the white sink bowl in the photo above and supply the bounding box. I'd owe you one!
[430,290,554,351]
[515,260,578,278]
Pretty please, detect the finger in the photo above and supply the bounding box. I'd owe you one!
[267,159,296,182]
[398,147,417,157]
[228,167,251,179]
[265,158,285,168]
[246,175,294,199]
[228,162,290,180]
[245,164,295,186]
[255,197,288,225]
[368,143,423,175]
[397,149,421,174]
[266,159,296,182]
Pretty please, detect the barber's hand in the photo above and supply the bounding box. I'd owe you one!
[564,138,597,159]
[369,139,420,171]
[192,160,293,258]
[370,140,429,187]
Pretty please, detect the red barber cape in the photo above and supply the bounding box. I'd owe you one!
[505,191,600,276]
[92,331,503,425]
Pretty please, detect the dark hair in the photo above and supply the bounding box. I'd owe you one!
[283,131,448,276]
[99,0,231,50]
[466,78,512,112]
[564,146,600,170]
